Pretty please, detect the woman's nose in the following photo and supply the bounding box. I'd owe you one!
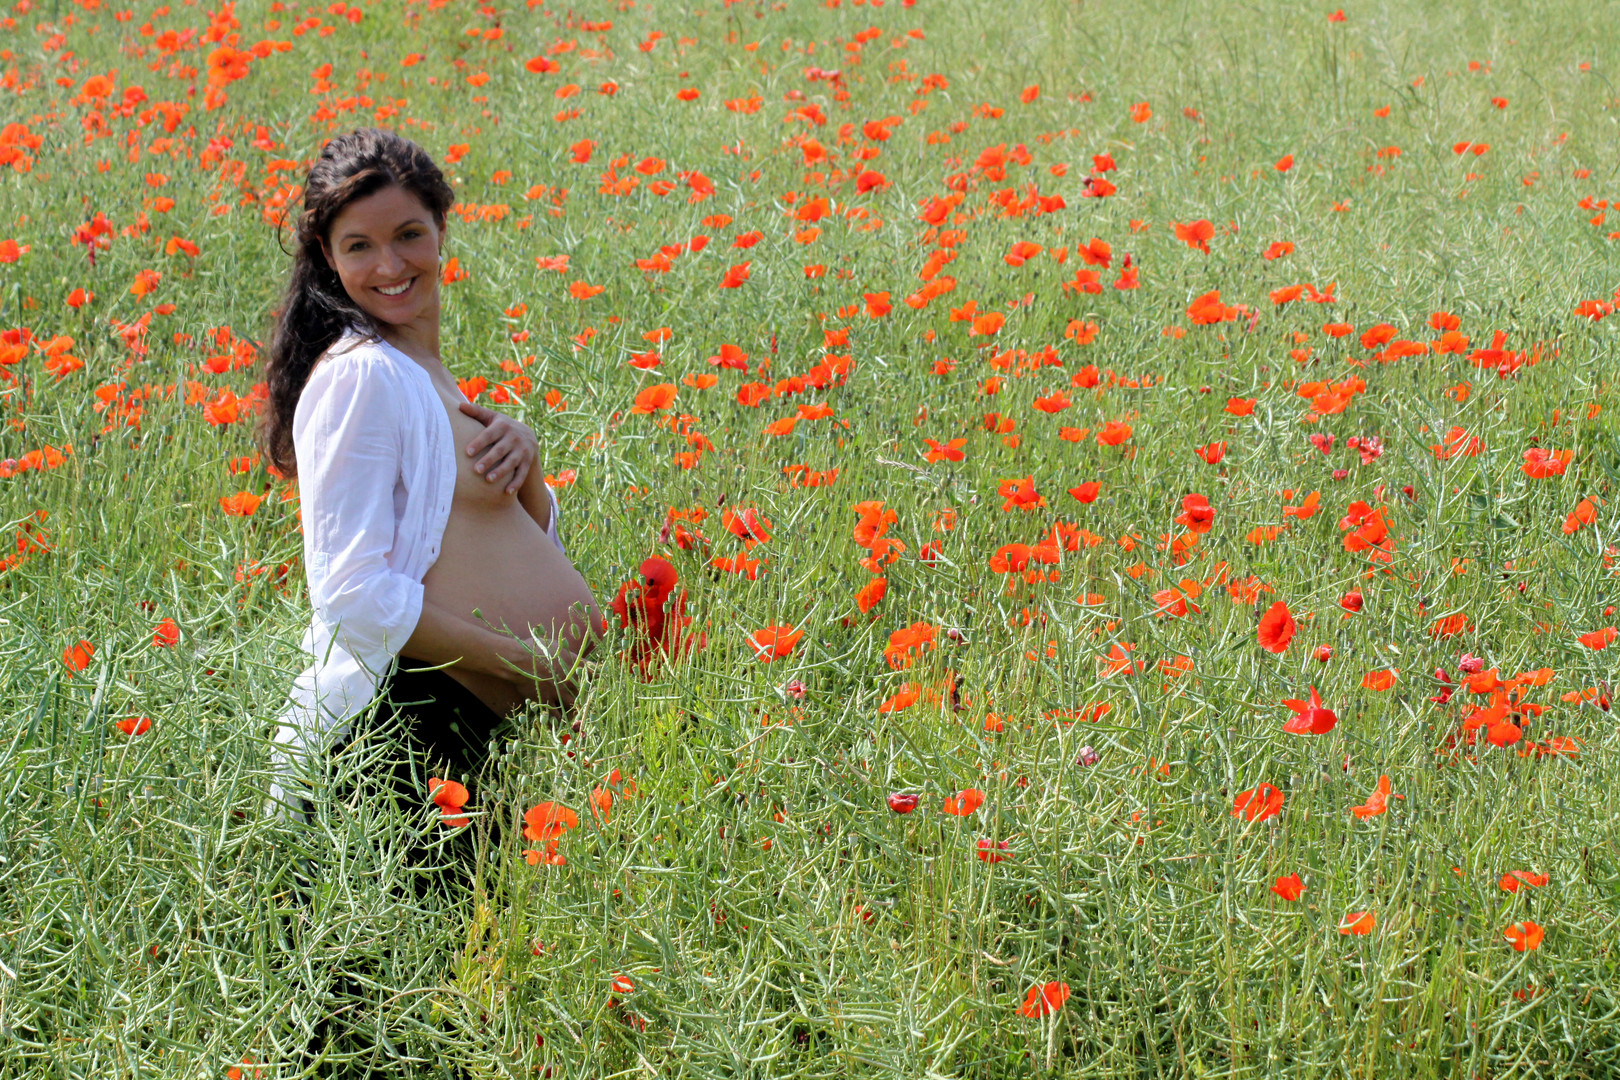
[375,244,407,278]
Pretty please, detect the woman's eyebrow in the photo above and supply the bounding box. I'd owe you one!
[337,218,429,243]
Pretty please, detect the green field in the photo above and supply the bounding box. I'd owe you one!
[3,0,1620,1075]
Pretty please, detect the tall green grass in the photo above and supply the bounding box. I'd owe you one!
[1,0,1618,1075]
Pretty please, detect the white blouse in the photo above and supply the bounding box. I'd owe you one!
[267,325,564,815]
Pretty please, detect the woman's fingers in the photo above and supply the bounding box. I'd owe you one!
[477,441,536,487]
[505,460,529,496]
[478,445,515,482]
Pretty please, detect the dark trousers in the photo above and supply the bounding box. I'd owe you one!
[293,659,509,1077]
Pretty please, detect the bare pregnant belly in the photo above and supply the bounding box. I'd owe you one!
[418,501,600,717]
[404,373,601,718]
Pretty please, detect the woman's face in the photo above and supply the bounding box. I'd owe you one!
[320,184,445,330]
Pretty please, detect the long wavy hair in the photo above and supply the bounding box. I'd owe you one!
[255,128,455,479]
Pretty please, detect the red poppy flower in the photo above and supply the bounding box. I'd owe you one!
[63,638,94,676]
[887,792,920,814]
[1175,493,1214,533]
[1271,873,1306,901]
[1578,627,1616,650]
[1498,870,1549,893]
[522,801,579,864]
[1257,601,1296,654]
[1349,774,1402,819]
[877,683,921,713]
[1282,686,1338,735]
[1232,782,1285,823]
[1018,981,1070,1017]
[1173,219,1214,253]
[1361,669,1398,691]
[746,625,803,662]
[975,838,1009,863]
[942,788,984,816]
[1339,910,1376,935]
[429,776,471,828]
[1504,920,1544,952]
[1522,448,1571,478]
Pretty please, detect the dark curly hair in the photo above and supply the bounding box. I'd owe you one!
[255,128,455,479]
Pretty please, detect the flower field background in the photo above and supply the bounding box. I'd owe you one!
[3,0,1620,1075]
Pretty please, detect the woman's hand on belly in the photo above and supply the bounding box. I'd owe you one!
[422,497,602,713]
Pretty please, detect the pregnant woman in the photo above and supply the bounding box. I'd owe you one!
[259,127,603,890]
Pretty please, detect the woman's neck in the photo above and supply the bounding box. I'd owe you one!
[375,320,442,369]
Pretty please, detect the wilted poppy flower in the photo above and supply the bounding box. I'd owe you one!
[942,788,984,816]
[1271,873,1306,901]
[1018,981,1070,1017]
[1504,920,1544,952]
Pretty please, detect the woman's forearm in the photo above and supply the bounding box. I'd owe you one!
[400,595,516,678]
[401,596,587,706]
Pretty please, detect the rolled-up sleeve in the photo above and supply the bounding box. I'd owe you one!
[293,353,423,662]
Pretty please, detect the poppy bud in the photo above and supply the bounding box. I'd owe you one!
[1076,745,1100,767]
[886,792,920,814]
[1331,469,1350,481]
[1402,485,1416,500]
[1458,653,1485,674]
[1340,590,1363,613]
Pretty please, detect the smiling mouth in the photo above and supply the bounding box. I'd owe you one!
[375,277,416,297]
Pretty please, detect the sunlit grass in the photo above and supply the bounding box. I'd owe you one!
[1,0,1619,1076]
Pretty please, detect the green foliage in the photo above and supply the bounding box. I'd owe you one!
[0,0,1618,1076]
